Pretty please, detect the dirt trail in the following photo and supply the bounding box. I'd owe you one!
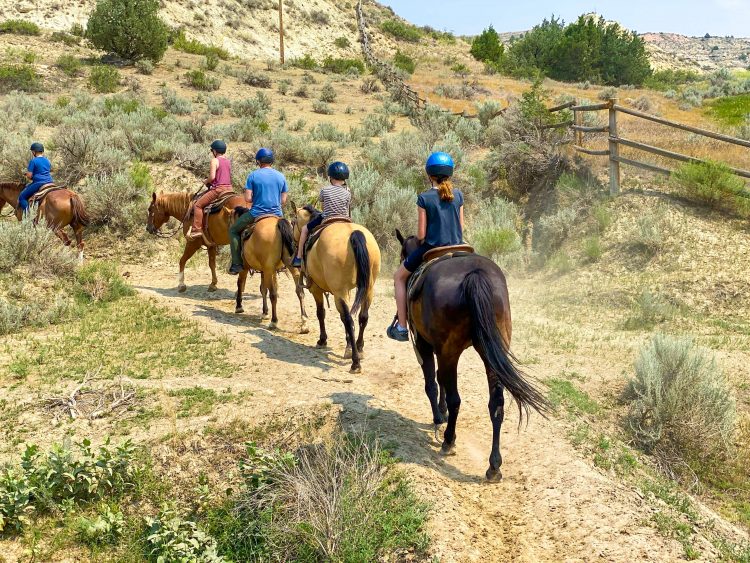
[126,263,686,562]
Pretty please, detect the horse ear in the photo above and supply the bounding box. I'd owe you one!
[290,200,298,215]
[151,192,157,202]
[395,229,405,245]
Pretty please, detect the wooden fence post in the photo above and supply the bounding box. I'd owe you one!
[278,0,285,65]
[574,106,583,147]
[608,98,621,196]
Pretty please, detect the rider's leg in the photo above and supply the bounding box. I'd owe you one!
[295,224,309,260]
[190,189,219,237]
[18,182,43,213]
[393,264,410,329]
[228,211,255,271]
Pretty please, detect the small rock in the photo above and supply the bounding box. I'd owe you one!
[17,3,33,13]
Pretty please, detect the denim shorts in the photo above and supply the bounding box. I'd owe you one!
[403,243,435,272]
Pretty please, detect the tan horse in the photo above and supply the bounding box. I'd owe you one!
[292,205,381,373]
[0,182,89,260]
[234,214,309,334]
[146,191,244,293]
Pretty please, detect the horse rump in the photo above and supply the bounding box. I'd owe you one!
[460,269,550,421]
[349,230,370,316]
[70,193,90,227]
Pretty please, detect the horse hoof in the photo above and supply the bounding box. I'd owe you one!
[440,442,456,457]
[207,285,217,293]
[261,313,270,321]
[433,423,445,443]
[343,347,352,360]
[486,467,503,482]
[350,365,362,374]
[316,341,328,348]
[235,307,244,314]
[357,349,365,359]
[178,285,187,294]
[300,324,310,335]
[267,322,278,331]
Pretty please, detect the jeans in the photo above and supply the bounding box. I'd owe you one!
[229,211,256,267]
[18,182,47,211]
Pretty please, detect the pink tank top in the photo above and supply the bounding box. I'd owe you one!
[212,157,232,188]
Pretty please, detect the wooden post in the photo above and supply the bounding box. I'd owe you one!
[608,98,620,196]
[574,106,583,147]
[278,0,285,65]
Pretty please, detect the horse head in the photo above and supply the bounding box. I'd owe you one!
[146,192,169,234]
[291,203,317,242]
[395,229,420,261]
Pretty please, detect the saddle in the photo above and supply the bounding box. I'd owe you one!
[28,184,65,206]
[406,245,475,302]
[184,190,238,246]
[303,216,353,261]
[240,213,278,241]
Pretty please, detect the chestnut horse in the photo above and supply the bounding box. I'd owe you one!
[0,182,89,260]
[146,191,244,293]
[234,212,309,334]
[396,231,549,481]
[292,205,381,373]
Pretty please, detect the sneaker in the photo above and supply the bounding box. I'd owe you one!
[291,256,302,268]
[228,264,243,275]
[386,324,409,342]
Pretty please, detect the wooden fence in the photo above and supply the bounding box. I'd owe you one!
[551,98,750,196]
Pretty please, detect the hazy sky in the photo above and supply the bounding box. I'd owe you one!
[380,0,750,38]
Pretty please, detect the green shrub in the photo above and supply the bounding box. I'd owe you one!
[0,214,78,279]
[0,19,40,35]
[0,64,41,93]
[322,56,365,75]
[630,207,669,256]
[75,260,134,303]
[203,53,220,71]
[310,122,344,142]
[231,92,271,119]
[241,69,272,88]
[536,207,577,254]
[312,100,333,115]
[56,55,83,77]
[319,82,336,103]
[136,59,154,75]
[470,26,504,65]
[293,83,309,98]
[470,198,523,266]
[50,31,80,46]
[277,78,292,95]
[671,160,748,216]
[290,53,317,70]
[70,22,85,36]
[76,507,124,546]
[393,50,416,74]
[309,9,330,25]
[86,0,169,62]
[206,95,230,115]
[707,93,750,126]
[161,87,192,115]
[172,30,229,60]
[334,36,350,48]
[582,235,602,262]
[359,113,395,137]
[622,290,678,330]
[380,19,422,42]
[185,69,221,91]
[146,505,224,562]
[644,69,701,91]
[88,65,121,93]
[627,335,737,474]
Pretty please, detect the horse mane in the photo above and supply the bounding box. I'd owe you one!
[0,182,22,190]
[157,191,192,219]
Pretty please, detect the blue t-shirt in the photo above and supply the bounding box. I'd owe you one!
[28,156,53,184]
[245,167,288,218]
[417,188,464,247]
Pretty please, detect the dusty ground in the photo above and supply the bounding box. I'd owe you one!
[120,256,691,562]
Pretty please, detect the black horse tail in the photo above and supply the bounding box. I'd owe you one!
[277,218,295,259]
[349,230,370,316]
[461,269,550,423]
[70,194,90,227]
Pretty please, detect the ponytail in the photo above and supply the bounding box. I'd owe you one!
[436,177,454,202]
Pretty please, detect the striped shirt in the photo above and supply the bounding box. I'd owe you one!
[319,184,351,218]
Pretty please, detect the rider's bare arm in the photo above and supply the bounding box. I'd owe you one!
[205,157,218,186]
[281,192,288,207]
[459,206,465,230]
[417,207,427,242]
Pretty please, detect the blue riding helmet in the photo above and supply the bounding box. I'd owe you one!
[255,147,274,164]
[425,152,454,177]
[327,161,349,180]
[210,140,227,154]
[30,142,45,153]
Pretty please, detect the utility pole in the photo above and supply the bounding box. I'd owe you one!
[278,0,285,65]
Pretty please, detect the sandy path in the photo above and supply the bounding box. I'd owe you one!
[126,263,686,562]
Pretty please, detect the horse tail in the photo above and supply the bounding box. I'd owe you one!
[349,230,370,316]
[277,218,295,259]
[461,269,550,422]
[70,193,90,227]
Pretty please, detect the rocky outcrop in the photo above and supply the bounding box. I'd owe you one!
[642,32,750,73]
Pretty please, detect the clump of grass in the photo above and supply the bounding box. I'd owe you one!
[322,56,365,75]
[231,92,271,119]
[210,433,429,560]
[380,19,422,42]
[626,334,737,478]
[161,87,192,115]
[56,55,83,77]
[89,65,121,93]
[146,504,224,561]
[312,100,333,115]
[172,30,229,60]
[707,93,750,126]
[185,69,221,91]
[393,50,416,74]
[671,160,749,217]
[622,290,678,330]
[629,206,670,256]
[318,82,336,103]
[136,59,154,75]
[241,69,272,88]
[469,197,523,266]
[0,19,40,35]
[546,378,599,415]
[582,235,602,262]
[167,386,234,418]
[334,36,350,49]
[0,63,41,93]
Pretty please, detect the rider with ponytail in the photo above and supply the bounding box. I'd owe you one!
[387,152,465,342]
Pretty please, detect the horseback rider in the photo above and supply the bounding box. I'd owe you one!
[228,148,289,275]
[188,140,233,241]
[19,142,53,215]
[291,161,352,268]
[387,152,465,342]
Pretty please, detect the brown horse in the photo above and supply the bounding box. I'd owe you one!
[146,191,244,293]
[396,231,549,481]
[0,182,89,260]
[234,213,309,333]
[292,205,381,373]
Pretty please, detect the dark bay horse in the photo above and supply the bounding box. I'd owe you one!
[396,230,549,481]
[0,182,89,260]
[146,191,244,293]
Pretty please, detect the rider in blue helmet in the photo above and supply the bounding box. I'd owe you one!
[19,142,54,215]
[228,147,289,274]
[291,161,352,268]
[387,152,465,342]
